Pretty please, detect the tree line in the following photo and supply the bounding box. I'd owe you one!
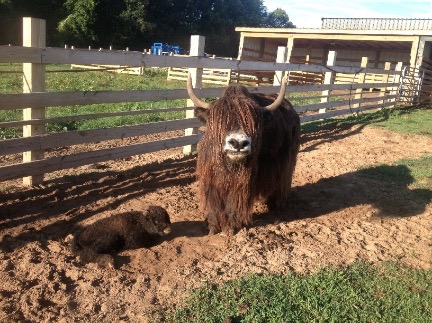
[0,0,295,57]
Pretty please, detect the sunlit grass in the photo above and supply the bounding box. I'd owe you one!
[159,262,431,323]
[302,107,432,137]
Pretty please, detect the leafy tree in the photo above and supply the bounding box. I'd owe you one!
[199,0,268,56]
[58,0,97,47]
[0,0,297,56]
[265,8,296,28]
[145,0,268,57]
[0,0,65,46]
[58,0,154,49]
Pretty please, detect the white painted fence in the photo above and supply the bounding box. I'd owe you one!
[0,18,403,185]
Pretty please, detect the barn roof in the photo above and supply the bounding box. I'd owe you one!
[235,25,432,52]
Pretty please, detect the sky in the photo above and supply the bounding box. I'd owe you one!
[263,0,432,28]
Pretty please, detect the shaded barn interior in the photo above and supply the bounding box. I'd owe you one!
[235,18,432,86]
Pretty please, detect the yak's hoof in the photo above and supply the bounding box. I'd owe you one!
[208,226,220,235]
[220,228,235,236]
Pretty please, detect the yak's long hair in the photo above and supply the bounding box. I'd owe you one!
[196,84,267,231]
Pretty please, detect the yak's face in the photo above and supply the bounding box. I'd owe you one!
[189,75,288,165]
[195,106,254,164]
[143,205,172,235]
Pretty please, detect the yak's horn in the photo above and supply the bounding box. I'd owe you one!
[187,74,210,109]
[265,76,288,111]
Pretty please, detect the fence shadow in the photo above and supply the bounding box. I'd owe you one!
[2,155,431,252]
[300,108,394,152]
[253,164,431,227]
[0,154,198,250]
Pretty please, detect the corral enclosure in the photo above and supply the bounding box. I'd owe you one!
[1,18,432,322]
[0,17,416,187]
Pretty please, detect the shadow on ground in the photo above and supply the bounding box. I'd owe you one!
[1,148,430,252]
[0,155,197,249]
[253,163,431,227]
[300,108,398,152]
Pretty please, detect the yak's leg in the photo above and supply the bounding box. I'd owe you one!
[266,194,286,210]
[77,249,115,268]
[267,162,294,210]
[206,211,221,234]
[266,185,291,211]
[224,211,238,235]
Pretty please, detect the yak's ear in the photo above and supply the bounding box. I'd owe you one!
[194,107,209,123]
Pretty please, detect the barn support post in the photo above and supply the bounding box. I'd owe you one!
[285,37,294,83]
[273,46,287,86]
[411,37,432,103]
[353,56,369,110]
[320,50,337,113]
[380,62,391,104]
[286,36,294,62]
[393,62,403,104]
[22,17,46,186]
[183,35,205,155]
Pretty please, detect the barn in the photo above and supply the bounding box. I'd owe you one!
[236,18,432,72]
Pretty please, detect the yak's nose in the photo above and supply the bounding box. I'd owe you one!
[228,138,251,151]
[224,131,252,162]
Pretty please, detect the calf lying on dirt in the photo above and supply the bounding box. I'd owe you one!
[70,205,171,267]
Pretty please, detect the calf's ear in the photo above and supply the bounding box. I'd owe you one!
[194,107,209,123]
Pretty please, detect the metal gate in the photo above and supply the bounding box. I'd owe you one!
[397,62,432,106]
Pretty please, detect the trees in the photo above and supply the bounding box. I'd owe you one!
[265,8,296,28]
[190,0,268,56]
[0,0,65,45]
[0,0,296,56]
[58,0,154,49]
[57,0,97,47]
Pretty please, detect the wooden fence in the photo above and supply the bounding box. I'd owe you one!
[0,18,404,186]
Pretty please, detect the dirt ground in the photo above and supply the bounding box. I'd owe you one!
[1,123,432,322]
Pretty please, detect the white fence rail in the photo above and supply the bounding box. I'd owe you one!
[0,18,404,185]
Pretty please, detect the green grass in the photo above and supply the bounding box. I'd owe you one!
[358,156,432,202]
[302,107,432,137]
[0,64,189,138]
[160,262,431,323]
[359,156,432,190]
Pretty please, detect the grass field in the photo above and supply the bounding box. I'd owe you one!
[0,64,188,139]
[302,106,432,137]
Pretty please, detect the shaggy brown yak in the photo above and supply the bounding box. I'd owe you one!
[188,76,300,234]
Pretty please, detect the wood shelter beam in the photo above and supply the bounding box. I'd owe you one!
[236,27,432,36]
[240,32,418,43]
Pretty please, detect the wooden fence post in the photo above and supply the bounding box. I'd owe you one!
[22,17,46,186]
[183,35,205,155]
[353,57,369,109]
[320,50,337,113]
[273,46,287,86]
